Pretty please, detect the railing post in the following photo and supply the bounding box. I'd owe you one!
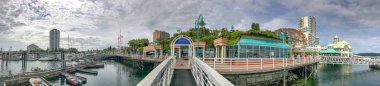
[285,58,288,67]
[273,58,275,68]
[213,58,216,69]
[261,58,263,70]
[246,59,248,71]
[293,58,295,66]
[230,59,232,71]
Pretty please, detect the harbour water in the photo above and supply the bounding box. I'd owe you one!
[293,64,380,86]
[0,60,151,86]
[2,59,380,86]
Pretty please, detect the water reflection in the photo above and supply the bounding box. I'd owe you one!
[295,64,380,86]
[49,61,149,86]
[0,60,151,86]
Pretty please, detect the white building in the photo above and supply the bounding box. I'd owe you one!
[322,35,353,58]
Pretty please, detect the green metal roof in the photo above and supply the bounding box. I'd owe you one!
[321,48,338,53]
[237,37,290,48]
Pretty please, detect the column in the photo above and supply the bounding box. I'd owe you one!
[202,47,206,60]
[160,49,163,59]
[154,49,158,59]
[179,47,182,59]
[215,46,219,59]
[221,46,224,63]
[193,47,196,58]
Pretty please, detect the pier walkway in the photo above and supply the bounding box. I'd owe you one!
[137,56,319,86]
[320,56,380,65]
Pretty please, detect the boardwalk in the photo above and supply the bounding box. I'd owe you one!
[203,58,318,74]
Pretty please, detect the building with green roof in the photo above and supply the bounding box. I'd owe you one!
[225,36,291,58]
[322,35,352,57]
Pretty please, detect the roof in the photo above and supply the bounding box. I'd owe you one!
[237,36,290,48]
[328,40,352,49]
[321,48,338,53]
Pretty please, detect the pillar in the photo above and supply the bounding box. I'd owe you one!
[160,49,163,59]
[179,47,182,59]
[215,46,219,59]
[202,47,206,61]
[142,51,146,58]
[193,47,196,58]
[221,46,224,63]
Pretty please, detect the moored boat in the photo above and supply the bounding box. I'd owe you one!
[66,76,82,86]
[369,64,380,69]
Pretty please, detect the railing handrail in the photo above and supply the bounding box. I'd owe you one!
[192,57,235,86]
[202,57,318,73]
[137,56,174,86]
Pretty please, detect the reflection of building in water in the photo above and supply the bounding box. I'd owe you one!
[340,64,352,75]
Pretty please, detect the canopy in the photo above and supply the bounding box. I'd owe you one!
[237,37,290,48]
[321,48,338,53]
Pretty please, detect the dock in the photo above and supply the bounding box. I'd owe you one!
[40,77,53,86]
[0,62,103,86]
[61,72,87,82]
[76,68,98,74]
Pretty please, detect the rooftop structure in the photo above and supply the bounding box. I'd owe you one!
[322,35,352,57]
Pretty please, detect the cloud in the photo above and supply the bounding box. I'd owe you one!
[0,0,380,53]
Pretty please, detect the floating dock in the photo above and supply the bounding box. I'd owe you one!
[76,68,98,74]
[0,62,103,86]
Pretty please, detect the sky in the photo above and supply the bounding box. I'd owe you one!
[0,0,380,53]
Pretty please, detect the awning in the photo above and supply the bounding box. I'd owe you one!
[321,49,338,53]
[237,37,290,48]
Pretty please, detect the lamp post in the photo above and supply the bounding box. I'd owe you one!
[194,14,203,58]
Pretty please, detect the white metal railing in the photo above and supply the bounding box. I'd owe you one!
[320,56,380,65]
[202,58,318,72]
[137,56,174,86]
[191,57,235,86]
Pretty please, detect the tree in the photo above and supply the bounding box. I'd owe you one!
[251,22,260,30]
[128,38,149,51]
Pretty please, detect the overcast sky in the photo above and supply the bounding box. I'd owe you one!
[0,0,379,53]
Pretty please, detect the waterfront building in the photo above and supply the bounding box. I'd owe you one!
[49,29,60,52]
[322,35,352,57]
[153,30,170,42]
[225,36,291,58]
[299,16,319,47]
[27,44,41,52]
[275,28,308,56]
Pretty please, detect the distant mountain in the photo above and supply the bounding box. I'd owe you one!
[356,53,380,56]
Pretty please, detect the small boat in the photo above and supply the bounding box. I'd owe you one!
[369,64,380,69]
[29,78,42,86]
[38,57,55,61]
[66,75,82,86]
[31,67,42,72]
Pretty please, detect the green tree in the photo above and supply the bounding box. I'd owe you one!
[128,38,149,51]
[251,22,260,30]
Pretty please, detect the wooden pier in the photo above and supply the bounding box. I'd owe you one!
[0,62,104,86]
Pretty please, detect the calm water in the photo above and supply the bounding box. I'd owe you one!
[0,60,150,86]
[293,64,380,86]
[2,59,380,86]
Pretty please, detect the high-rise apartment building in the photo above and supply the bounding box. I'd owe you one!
[49,29,60,51]
[299,16,319,47]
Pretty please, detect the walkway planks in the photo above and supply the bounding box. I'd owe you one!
[170,69,196,86]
